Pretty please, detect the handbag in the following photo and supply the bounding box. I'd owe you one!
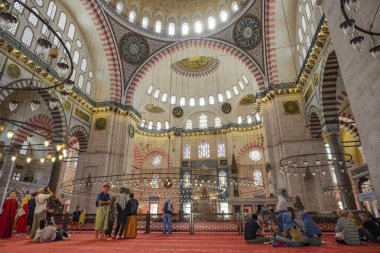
[335,218,348,241]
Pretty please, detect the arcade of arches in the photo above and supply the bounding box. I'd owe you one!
[0,0,380,223]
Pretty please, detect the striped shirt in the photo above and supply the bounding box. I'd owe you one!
[335,217,360,245]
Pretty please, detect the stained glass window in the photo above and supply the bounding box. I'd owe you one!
[28,8,39,27]
[249,150,262,161]
[218,142,226,157]
[183,144,191,159]
[253,170,263,185]
[185,120,192,130]
[21,27,33,47]
[151,154,162,167]
[81,58,88,72]
[199,114,207,129]
[47,1,57,20]
[215,117,222,128]
[198,141,210,158]
[183,172,191,187]
[58,12,67,31]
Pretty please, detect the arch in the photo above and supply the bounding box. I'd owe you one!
[124,39,266,105]
[68,125,89,152]
[236,141,264,165]
[339,116,359,140]
[307,106,322,139]
[264,0,279,84]
[79,0,123,102]
[320,51,340,126]
[336,90,349,112]
[133,145,173,169]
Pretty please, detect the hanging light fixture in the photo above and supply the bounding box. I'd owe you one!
[0,12,18,30]
[58,154,64,160]
[30,100,40,111]
[44,140,50,147]
[60,91,69,101]
[350,36,364,52]
[6,129,15,139]
[40,157,45,163]
[11,155,16,161]
[48,98,58,110]
[27,134,33,142]
[344,0,360,12]
[340,19,355,36]
[51,156,56,162]
[64,80,74,92]
[56,144,62,151]
[36,38,52,55]
[369,45,380,59]
[9,100,18,112]
[57,62,70,76]
[26,157,32,163]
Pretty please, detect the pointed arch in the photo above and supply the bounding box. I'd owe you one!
[68,125,89,152]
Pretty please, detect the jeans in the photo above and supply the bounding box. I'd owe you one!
[304,235,322,246]
[275,236,303,246]
[163,214,172,234]
[54,229,68,241]
[106,217,114,236]
[114,216,127,237]
[246,237,270,244]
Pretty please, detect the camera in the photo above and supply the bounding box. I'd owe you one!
[44,187,49,193]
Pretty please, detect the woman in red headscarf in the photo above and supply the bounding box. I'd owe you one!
[15,194,31,233]
[0,192,19,238]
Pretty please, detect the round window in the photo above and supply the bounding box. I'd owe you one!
[249,150,262,161]
[151,154,162,167]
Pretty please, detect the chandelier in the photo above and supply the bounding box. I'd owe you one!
[339,0,380,59]
[279,152,353,177]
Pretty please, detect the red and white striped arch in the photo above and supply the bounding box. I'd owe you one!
[133,145,173,169]
[68,125,89,152]
[236,141,264,165]
[124,39,266,105]
[264,0,279,85]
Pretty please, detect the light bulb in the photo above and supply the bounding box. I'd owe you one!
[9,100,18,111]
[40,158,45,163]
[49,98,58,110]
[11,155,16,161]
[58,154,63,160]
[27,134,33,142]
[56,144,62,151]
[26,157,32,163]
[51,156,56,162]
[322,170,326,176]
[345,0,360,12]
[44,140,50,147]
[7,130,15,139]
[315,160,321,166]
[303,160,308,167]
[340,19,355,36]
[351,36,364,52]
[30,100,40,111]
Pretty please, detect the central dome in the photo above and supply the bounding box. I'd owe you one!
[171,56,220,78]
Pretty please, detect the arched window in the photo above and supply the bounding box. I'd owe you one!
[218,142,226,157]
[129,11,136,23]
[116,2,123,14]
[301,16,307,32]
[255,113,261,122]
[140,119,145,128]
[250,150,262,161]
[170,95,176,104]
[168,23,175,35]
[157,122,162,130]
[81,58,87,72]
[28,8,39,27]
[85,81,92,95]
[311,22,316,37]
[14,0,25,13]
[180,97,186,106]
[247,114,252,124]
[215,117,221,128]
[182,23,189,35]
[76,39,82,48]
[70,68,76,81]
[9,22,18,35]
[53,31,61,47]
[41,24,50,37]
[155,21,162,33]
[242,74,249,84]
[189,97,196,107]
[231,1,239,12]
[148,121,153,130]
[305,3,312,20]
[237,115,242,125]
[151,153,162,167]
[88,70,93,78]
[208,17,216,30]
[153,88,160,99]
[194,21,202,33]
[208,95,215,105]
[161,92,168,102]
[67,23,75,40]
[73,50,80,65]
[253,170,263,185]
[65,41,71,53]
[183,145,191,159]
[303,46,307,59]
[225,90,232,100]
[147,84,154,95]
[217,93,224,103]
[19,141,28,155]
[199,97,205,106]
[58,12,67,31]
[21,27,33,47]
[47,1,57,20]
[198,141,210,158]
[306,35,311,47]
[220,10,228,22]
[142,17,149,28]
[185,119,192,130]
[183,171,191,187]
[219,171,227,189]
[311,0,317,7]
[232,85,239,95]
[238,80,245,90]
[35,0,43,6]
[298,27,303,42]
[199,114,207,129]
[165,121,169,129]
[78,74,84,89]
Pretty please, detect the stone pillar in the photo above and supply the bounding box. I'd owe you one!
[0,150,15,211]
[48,159,62,193]
[323,125,356,209]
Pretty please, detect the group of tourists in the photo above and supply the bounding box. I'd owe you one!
[243,195,380,247]
[94,183,139,240]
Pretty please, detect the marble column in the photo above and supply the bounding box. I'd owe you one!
[0,150,15,212]
[48,159,62,193]
[323,125,356,209]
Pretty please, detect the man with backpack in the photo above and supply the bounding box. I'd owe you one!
[162,198,173,235]
[124,192,138,239]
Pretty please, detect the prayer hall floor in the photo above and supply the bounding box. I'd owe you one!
[0,232,379,253]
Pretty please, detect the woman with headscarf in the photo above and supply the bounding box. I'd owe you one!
[113,192,128,239]
[301,211,322,246]
[273,195,288,240]
[0,192,18,238]
[273,212,304,247]
[15,194,32,233]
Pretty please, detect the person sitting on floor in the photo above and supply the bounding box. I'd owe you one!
[244,213,270,244]
[301,211,322,246]
[358,212,380,242]
[273,212,304,247]
[274,195,288,240]
[33,219,69,242]
[335,209,360,245]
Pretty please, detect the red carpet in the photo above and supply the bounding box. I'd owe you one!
[0,232,379,253]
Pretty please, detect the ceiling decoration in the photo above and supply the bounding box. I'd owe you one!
[172,107,184,118]
[283,101,300,115]
[170,56,220,78]
[119,33,150,64]
[233,15,262,50]
[128,124,135,137]
[240,94,256,105]
[6,64,21,79]
[221,103,232,114]
[145,104,165,113]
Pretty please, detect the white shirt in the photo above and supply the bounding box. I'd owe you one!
[34,194,50,214]
[34,226,57,242]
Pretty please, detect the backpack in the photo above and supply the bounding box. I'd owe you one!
[130,199,138,214]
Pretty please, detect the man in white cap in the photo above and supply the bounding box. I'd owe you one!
[162,197,173,235]
[30,187,54,240]
[95,183,111,240]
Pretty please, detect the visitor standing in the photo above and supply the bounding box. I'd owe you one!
[106,197,116,237]
[95,183,111,240]
[70,206,81,233]
[244,213,270,243]
[15,194,31,234]
[124,192,138,239]
[26,192,37,238]
[0,192,18,238]
[162,197,173,235]
[113,191,128,239]
[30,187,54,239]
[78,209,86,232]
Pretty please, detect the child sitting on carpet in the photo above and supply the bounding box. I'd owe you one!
[33,220,69,242]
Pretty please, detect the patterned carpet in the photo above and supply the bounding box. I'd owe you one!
[0,232,379,253]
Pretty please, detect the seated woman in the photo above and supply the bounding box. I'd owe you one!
[358,212,380,242]
[273,212,304,247]
[244,213,271,244]
[335,209,360,245]
[301,211,322,246]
